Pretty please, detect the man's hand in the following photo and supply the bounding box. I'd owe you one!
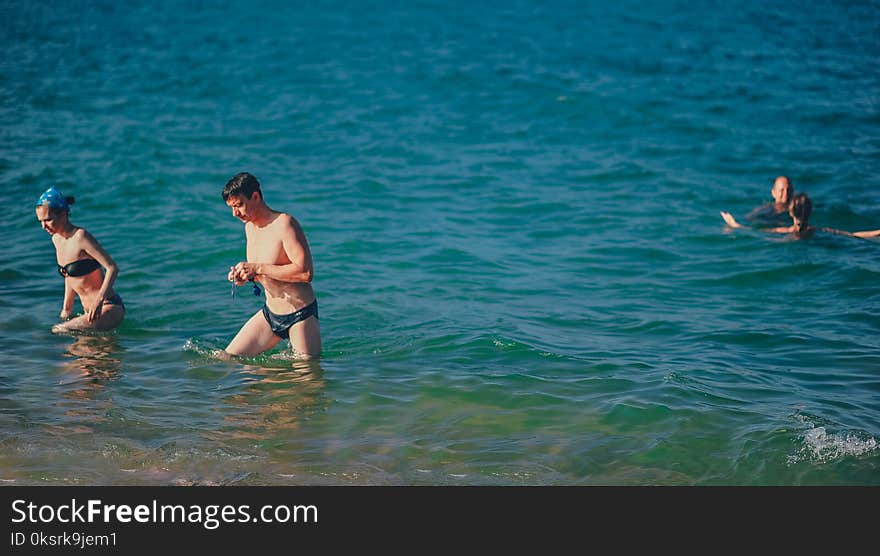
[720,211,742,228]
[233,262,259,282]
[228,266,246,286]
[59,309,71,321]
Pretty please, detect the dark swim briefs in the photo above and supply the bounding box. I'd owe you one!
[261,300,318,339]
[104,293,124,308]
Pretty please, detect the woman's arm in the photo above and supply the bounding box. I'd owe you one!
[60,278,75,319]
[852,229,880,238]
[765,226,794,234]
[79,230,119,322]
[820,227,857,237]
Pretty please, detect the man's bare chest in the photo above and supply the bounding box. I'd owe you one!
[246,229,288,263]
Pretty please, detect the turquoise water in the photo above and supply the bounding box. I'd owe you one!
[1,0,879,485]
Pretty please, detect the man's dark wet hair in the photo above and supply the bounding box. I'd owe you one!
[222,172,262,201]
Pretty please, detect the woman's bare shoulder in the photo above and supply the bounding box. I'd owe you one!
[73,227,95,243]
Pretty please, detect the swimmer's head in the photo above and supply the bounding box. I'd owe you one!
[789,193,812,229]
[35,187,75,235]
[222,172,262,202]
[772,176,793,205]
[35,186,74,213]
[223,173,264,223]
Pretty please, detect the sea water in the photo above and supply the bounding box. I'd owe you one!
[0,0,878,484]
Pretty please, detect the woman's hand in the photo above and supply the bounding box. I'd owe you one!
[87,299,104,323]
[59,309,71,321]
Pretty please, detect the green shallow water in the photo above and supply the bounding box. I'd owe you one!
[1,0,878,484]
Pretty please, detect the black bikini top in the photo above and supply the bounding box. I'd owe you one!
[58,258,101,278]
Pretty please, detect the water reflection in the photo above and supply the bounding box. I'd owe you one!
[210,359,330,444]
[62,333,123,378]
[57,334,123,424]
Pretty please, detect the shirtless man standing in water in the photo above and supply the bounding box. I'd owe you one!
[223,172,321,359]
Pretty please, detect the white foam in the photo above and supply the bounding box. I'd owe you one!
[181,339,202,353]
[788,425,878,464]
[492,337,517,348]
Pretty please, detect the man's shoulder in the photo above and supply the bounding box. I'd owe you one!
[745,203,775,220]
[750,202,774,212]
[272,211,301,229]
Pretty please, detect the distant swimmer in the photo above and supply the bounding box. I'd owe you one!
[745,176,794,225]
[722,193,879,240]
[35,187,125,332]
[222,172,321,359]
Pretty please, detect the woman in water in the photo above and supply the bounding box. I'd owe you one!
[722,193,879,240]
[35,186,125,332]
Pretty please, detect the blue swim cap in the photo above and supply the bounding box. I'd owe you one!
[36,186,69,211]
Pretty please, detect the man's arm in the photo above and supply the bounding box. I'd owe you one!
[722,211,791,234]
[721,211,744,228]
[745,203,772,221]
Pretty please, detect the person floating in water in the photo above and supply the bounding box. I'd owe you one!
[222,172,321,359]
[744,175,794,225]
[35,187,125,332]
[722,192,879,240]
